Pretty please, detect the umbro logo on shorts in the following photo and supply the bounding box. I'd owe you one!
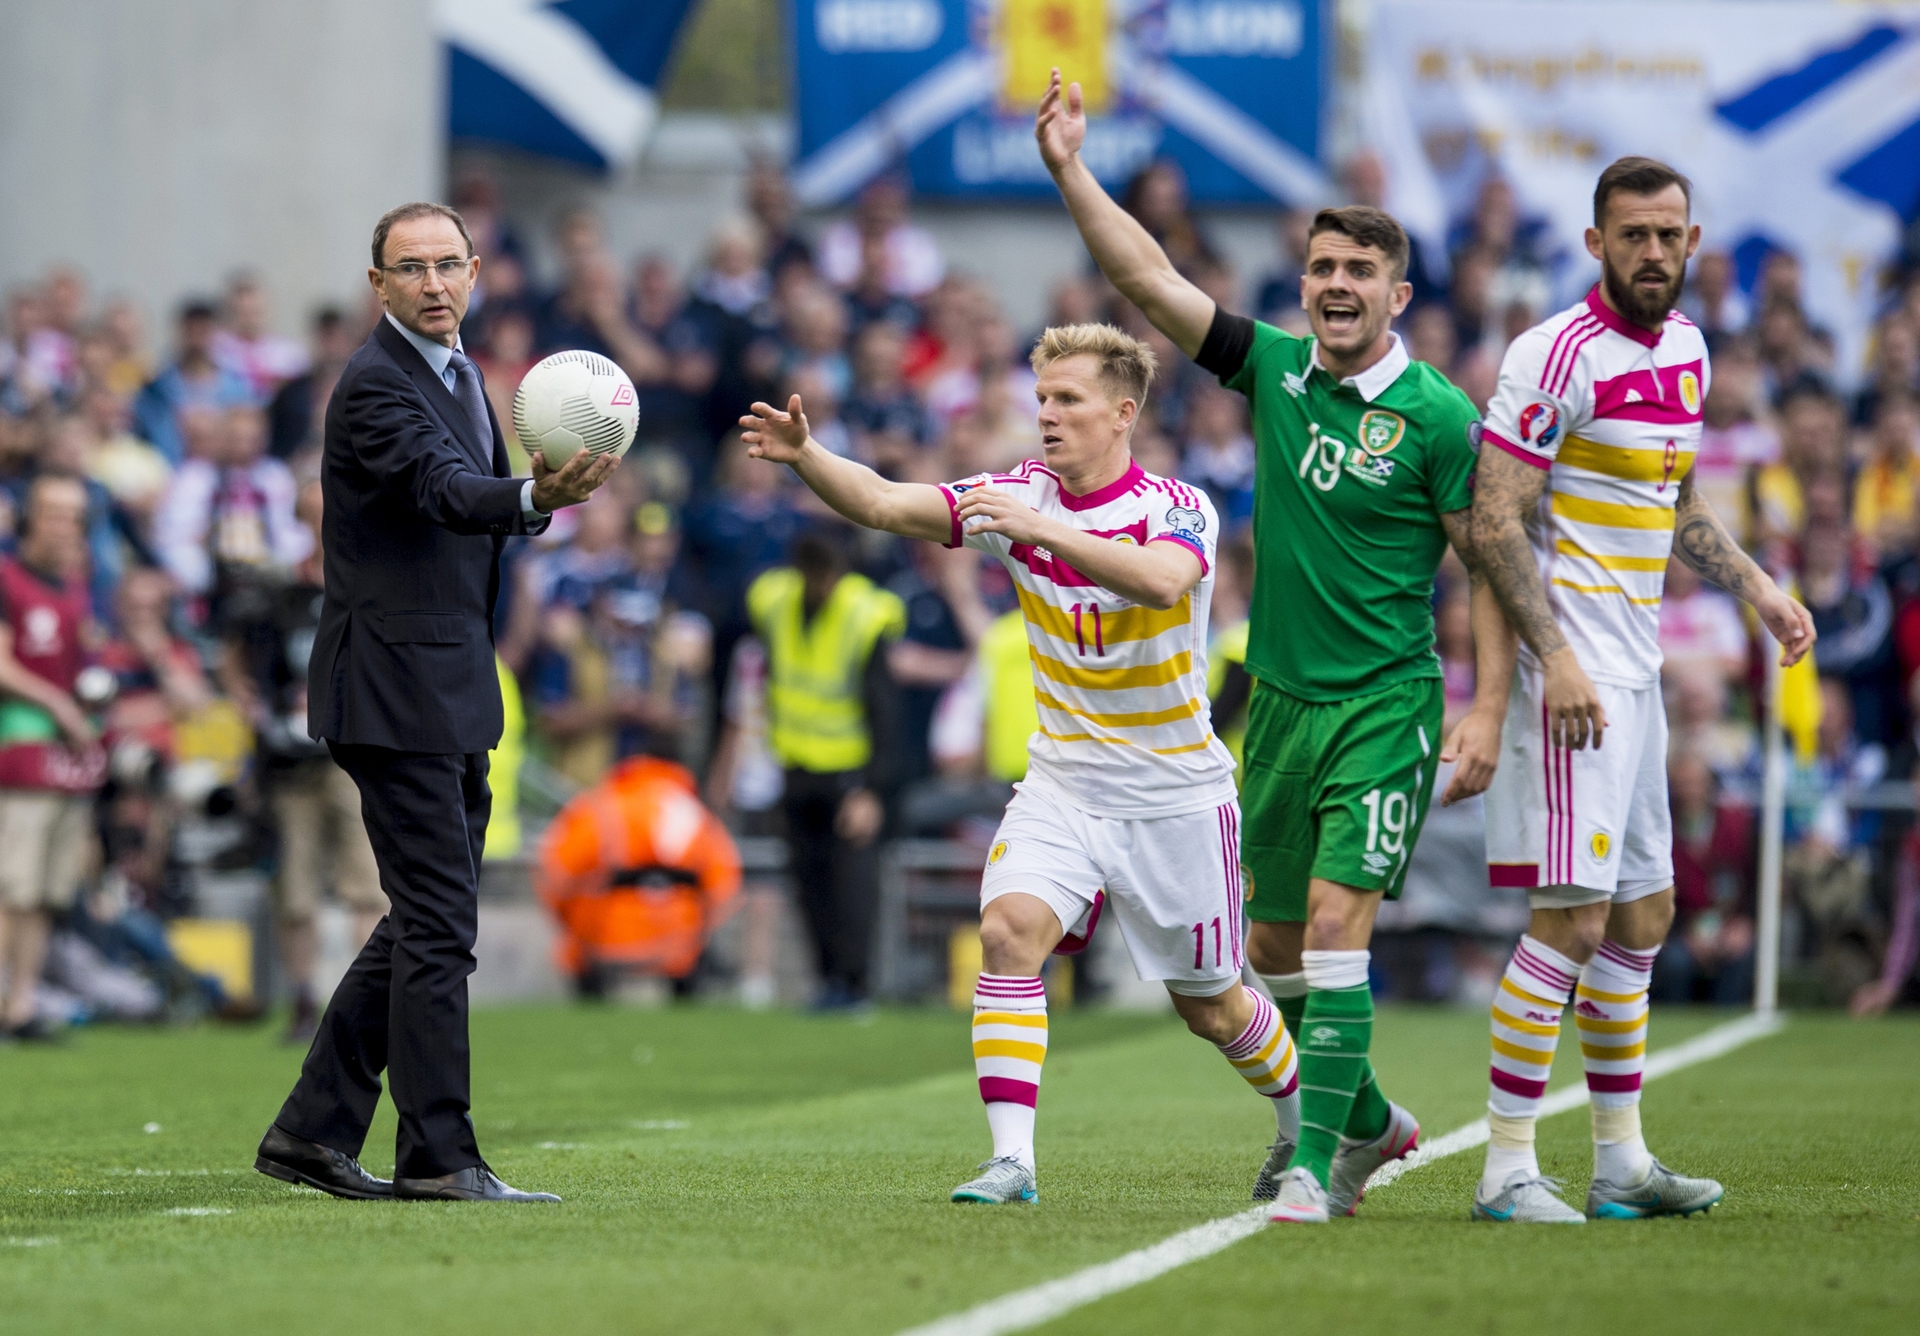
[1362,852,1390,873]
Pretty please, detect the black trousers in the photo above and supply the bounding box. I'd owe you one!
[274,744,490,1179]
[781,768,880,998]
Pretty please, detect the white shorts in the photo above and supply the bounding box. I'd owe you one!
[980,778,1244,996]
[1485,669,1674,908]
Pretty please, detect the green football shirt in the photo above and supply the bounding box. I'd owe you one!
[1214,318,1480,701]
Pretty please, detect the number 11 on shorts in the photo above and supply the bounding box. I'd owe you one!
[1192,916,1223,968]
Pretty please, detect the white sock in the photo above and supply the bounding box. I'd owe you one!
[1482,1113,1539,1193]
[985,1103,1037,1172]
[1579,942,1657,1186]
[973,973,1047,1172]
[1593,1104,1652,1185]
[1256,972,1307,1140]
[1216,986,1301,1143]
[1481,935,1579,1193]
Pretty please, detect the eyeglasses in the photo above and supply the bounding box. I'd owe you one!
[379,257,474,283]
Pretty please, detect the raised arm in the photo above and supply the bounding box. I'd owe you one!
[739,395,952,543]
[1036,70,1216,357]
[1471,445,1608,750]
[1672,469,1815,666]
[1438,508,1519,805]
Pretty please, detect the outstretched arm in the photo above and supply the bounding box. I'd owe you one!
[1036,70,1216,357]
[1471,446,1608,750]
[739,396,952,543]
[1438,509,1518,805]
[349,364,611,533]
[1672,470,1815,666]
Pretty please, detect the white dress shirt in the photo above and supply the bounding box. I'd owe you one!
[385,312,543,522]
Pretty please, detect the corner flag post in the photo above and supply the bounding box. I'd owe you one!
[1755,630,1786,1017]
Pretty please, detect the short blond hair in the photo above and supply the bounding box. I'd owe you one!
[1029,323,1157,413]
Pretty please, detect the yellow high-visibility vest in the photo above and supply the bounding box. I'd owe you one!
[981,609,1039,782]
[748,567,905,774]
[485,655,525,860]
[1207,618,1251,775]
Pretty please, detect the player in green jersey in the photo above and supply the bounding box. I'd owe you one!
[1038,70,1517,1221]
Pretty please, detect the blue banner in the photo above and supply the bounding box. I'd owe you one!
[792,1,1328,205]
[440,0,701,169]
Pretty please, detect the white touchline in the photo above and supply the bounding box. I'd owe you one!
[898,1011,1784,1336]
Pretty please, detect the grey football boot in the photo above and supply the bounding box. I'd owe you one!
[1471,1172,1587,1223]
[1326,1101,1420,1216]
[951,1155,1038,1204]
[1587,1158,1723,1218]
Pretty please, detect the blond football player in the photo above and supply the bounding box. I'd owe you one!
[741,325,1300,1204]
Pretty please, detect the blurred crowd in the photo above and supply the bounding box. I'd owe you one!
[2,154,1918,1031]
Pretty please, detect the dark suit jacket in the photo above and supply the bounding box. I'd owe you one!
[307,317,541,754]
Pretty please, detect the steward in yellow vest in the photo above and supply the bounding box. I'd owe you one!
[979,608,1040,783]
[1207,533,1255,783]
[484,655,526,860]
[748,568,905,775]
[1208,618,1251,775]
[745,528,905,1006]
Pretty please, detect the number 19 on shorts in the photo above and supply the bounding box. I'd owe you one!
[1360,788,1409,855]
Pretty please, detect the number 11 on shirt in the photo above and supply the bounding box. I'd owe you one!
[1070,602,1104,657]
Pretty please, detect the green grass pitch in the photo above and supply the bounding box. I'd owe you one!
[0,1004,1914,1334]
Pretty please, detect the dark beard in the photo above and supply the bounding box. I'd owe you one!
[1603,259,1683,328]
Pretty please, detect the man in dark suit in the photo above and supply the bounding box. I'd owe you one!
[254,202,614,1203]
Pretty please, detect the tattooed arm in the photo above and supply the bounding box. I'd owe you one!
[1437,508,1518,804]
[1672,470,1816,666]
[1470,445,1608,749]
[1470,447,1562,656]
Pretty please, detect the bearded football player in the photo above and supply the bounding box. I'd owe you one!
[1469,157,1815,1222]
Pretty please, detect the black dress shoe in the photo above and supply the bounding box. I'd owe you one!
[392,1165,561,1203]
[254,1125,393,1200]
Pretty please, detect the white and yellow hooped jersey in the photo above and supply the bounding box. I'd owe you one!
[938,458,1238,818]
[1483,287,1710,688]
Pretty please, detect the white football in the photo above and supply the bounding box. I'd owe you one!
[510,349,639,468]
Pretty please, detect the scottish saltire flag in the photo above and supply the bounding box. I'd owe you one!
[437,0,702,168]
[1366,2,1920,378]
[792,0,1331,205]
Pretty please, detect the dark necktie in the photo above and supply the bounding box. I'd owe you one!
[446,349,492,454]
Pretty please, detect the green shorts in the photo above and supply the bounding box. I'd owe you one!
[1239,676,1444,921]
